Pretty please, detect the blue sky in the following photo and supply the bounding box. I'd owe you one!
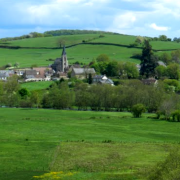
[0,0,180,38]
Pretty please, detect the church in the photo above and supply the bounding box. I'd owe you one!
[51,46,69,73]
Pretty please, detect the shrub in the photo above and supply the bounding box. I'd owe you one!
[131,104,146,118]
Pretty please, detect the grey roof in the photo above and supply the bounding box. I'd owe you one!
[25,70,37,76]
[26,75,36,79]
[0,73,8,78]
[158,61,166,67]
[100,79,114,85]
[73,68,96,75]
[93,75,104,79]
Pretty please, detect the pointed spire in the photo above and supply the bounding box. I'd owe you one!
[62,45,66,56]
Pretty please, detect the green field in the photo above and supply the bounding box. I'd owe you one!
[0,33,180,68]
[0,108,180,179]
[21,81,53,91]
[0,44,141,68]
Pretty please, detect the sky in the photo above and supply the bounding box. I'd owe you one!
[0,0,180,39]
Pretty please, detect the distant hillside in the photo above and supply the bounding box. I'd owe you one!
[0,30,179,68]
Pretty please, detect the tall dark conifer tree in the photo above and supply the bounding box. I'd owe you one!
[140,40,158,78]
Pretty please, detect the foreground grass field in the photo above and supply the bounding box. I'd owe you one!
[0,108,180,179]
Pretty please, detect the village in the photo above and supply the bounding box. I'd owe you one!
[0,46,115,86]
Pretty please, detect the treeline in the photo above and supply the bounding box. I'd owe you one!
[2,76,180,121]
[0,30,117,43]
[44,29,117,36]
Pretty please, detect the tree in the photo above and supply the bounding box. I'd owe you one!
[96,54,109,63]
[4,75,20,94]
[171,49,180,63]
[123,62,139,79]
[155,65,167,79]
[140,40,158,78]
[159,35,168,41]
[135,36,145,44]
[30,91,41,108]
[18,88,30,99]
[88,73,92,84]
[160,52,171,65]
[131,103,146,118]
[14,62,19,68]
[106,60,119,76]
[57,38,66,48]
[167,63,180,80]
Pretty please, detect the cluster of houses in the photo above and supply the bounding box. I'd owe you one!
[0,46,114,85]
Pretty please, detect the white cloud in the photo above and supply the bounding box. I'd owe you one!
[112,12,136,29]
[149,23,170,31]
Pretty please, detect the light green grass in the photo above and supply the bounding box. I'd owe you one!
[21,81,53,91]
[150,41,180,50]
[0,45,141,68]
[4,34,103,48]
[0,109,180,179]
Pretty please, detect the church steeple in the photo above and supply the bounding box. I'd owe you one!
[62,46,66,56]
[61,46,68,72]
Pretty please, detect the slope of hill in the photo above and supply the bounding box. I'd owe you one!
[0,31,180,68]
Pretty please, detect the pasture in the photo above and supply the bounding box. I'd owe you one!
[1,33,180,68]
[21,81,53,91]
[0,108,180,179]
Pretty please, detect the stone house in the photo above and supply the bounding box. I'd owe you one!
[71,68,96,79]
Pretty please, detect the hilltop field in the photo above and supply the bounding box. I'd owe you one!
[0,33,180,68]
[0,108,180,180]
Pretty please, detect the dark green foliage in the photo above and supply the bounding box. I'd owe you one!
[18,88,30,98]
[44,29,114,36]
[88,73,92,84]
[106,60,119,76]
[140,40,158,78]
[131,104,146,118]
[171,110,180,122]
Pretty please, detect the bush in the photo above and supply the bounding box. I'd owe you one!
[148,148,180,180]
[131,104,146,118]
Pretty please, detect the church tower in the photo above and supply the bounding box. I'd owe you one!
[61,46,69,72]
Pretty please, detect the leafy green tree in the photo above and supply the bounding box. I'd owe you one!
[140,40,158,78]
[135,36,145,44]
[96,54,109,63]
[123,62,139,79]
[171,49,180,63]
[57,38,66,48]
[155,65,167,79]
[106,60,119,76]
[131,103,146,118]
[167,63,180,79]
[75,83,90,110]
[159,35,168,41]
[4,75,20,94]
[18,88,30,99]
[30,91,41,108]
[160,52,171,65]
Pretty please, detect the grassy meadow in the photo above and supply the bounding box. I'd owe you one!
[0,108,180,179]
[1,33,180,68]
[21,81,52,91]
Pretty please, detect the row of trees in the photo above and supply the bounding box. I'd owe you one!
[1,76,180,121]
